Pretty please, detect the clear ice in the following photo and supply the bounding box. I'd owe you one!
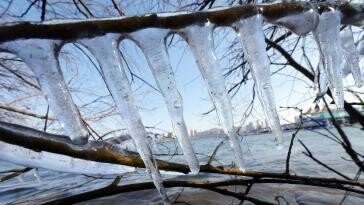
[181,22,245,170]
[357,39,364,56]
[0,40,89,145]
[78,34,170,205]
[314,58,329,97]
[269,9,319,36]
[341,26,363,87]
[129,28,200,174]
[236,15,283,148]
[0,141,135,175]
[313,9,345,110]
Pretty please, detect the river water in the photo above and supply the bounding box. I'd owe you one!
[0,126,363,204]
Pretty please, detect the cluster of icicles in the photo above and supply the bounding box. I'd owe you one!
[0,7,363,204]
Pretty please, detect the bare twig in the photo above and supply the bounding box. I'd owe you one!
[0,167,32,182]
[207,139,225,165]
[298,139,352,180]
[40,0,46,21]
[110,0,124,16]
[322,99,364,173]
[281,106,303,174]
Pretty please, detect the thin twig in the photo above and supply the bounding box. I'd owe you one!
[0,167,32,182]
[298,139,352,180]
[40,0,46,21]
[207,139,225,165]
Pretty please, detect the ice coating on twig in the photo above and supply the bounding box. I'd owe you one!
[341,26,363,87]
[129,28,200,174]
[0,141,135,175]
[313,9,345,110]
[236,15,283,149]
[181,22,245,170]
[78,34,170,205]
[0,40,89,145]
[269,9,319,36]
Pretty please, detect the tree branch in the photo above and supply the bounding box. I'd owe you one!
[0,2,363,42]
[43,177,364,205]
[1,121,364,191]
[298,139,352,180]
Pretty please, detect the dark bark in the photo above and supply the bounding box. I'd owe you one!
[0,121,190,173]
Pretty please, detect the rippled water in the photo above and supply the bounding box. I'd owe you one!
[1,127,363,204]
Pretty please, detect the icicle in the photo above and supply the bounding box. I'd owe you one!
[129,28,200,174]
[341,26,363,87]
[236,15,283,149]
[181,22,245,170]
[0,141,135,175]
[310,39,326,96]
[357,39,364,56]
[0,40,89,145]
[78,34,170,204]
[314,58,329,98]
[313,9,345,110]
[268,9,319,36]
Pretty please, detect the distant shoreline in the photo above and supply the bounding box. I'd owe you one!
[157,124,357,143]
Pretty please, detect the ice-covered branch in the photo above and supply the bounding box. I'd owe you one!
[0,2,363,42]
[0,121,189,173]
[2,120,364,194]
[0,141,135,175]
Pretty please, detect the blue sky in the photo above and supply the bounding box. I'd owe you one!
[57,28,363,135]
[58,30,317,133]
